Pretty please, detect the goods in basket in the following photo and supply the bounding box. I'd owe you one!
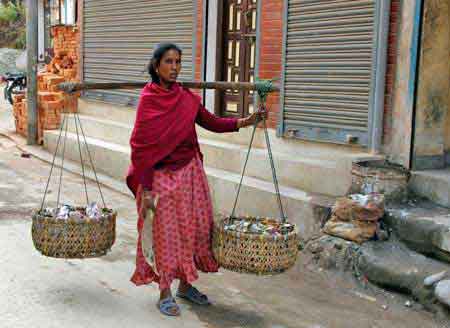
[223,216,295,235]
[39,202,113,221]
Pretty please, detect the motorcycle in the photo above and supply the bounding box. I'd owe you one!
[0,72,27,105]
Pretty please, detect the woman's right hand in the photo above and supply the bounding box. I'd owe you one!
[140,188,157,219]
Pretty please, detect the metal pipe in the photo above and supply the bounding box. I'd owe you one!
[26,0,39,145]
[57,81,280,93]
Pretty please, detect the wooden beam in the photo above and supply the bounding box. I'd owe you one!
[57,81,280,93]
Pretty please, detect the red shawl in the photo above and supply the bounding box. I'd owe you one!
[126,82,201,197]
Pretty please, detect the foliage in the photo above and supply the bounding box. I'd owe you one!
[0,1,26,49]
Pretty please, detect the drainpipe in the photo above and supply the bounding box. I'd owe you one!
[370,0,391,154]
[408,0,425,169]
[26,0,39,145]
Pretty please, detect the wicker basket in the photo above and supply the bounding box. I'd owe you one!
[212,217,300,275]
[351,160,409,202]
[32,210,116,259]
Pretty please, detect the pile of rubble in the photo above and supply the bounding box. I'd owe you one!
[323,193,385,244]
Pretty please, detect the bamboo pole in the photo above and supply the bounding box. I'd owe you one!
[57,81,280,93]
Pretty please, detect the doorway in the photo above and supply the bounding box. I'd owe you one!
[219,0,258,118]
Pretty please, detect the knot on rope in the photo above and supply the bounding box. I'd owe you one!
[255,79,277,105]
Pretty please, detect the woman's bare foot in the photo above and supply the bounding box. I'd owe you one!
[177,280,191,294]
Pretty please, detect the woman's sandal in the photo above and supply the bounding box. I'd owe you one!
[176,286,210,306]
[157,297,180,316]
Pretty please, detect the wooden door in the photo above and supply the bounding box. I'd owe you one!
[220,0,258,118]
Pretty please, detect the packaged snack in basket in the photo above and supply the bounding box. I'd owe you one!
[57,205,72,219]
[86,202,100,219]
[69,211,84,222]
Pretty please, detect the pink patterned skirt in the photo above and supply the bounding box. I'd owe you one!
[130,155,219,290]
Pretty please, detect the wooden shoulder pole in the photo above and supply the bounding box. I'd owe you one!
[57,81,280,93]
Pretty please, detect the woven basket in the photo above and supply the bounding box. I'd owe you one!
[31,210,116,259]
[351,160,409,202]
[212,217,300,275]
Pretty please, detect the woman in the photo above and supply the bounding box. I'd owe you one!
[126,43,265,316]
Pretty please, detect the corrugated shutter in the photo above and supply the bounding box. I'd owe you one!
[83,0,195,106]
[281,0,379,146]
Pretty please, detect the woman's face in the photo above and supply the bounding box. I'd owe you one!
[156,49,181,84]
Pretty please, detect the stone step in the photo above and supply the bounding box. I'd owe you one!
[78,98,136,126]
[64,115,351,196]
[356,240,450,315]
[65,114,131,147]
[385,200,450,264]
[43,130,335,239]
[409,168,450,208]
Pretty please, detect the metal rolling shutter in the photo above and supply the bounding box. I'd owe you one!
[83,0,195,106]
[282,0,379,146]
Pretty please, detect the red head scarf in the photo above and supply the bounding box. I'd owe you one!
[126,82,201,196]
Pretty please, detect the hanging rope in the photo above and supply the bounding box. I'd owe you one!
[40,111,107,212]
[231,79,287,223]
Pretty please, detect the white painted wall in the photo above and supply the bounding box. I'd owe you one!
[38,0,45,62]
[205,0,219,113]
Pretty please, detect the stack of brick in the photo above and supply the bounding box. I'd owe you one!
[12,25,80,144]
[12,93,27,136]
[50,25,79,81]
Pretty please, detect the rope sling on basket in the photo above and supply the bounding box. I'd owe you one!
[212,80,300,275]
[32,109,116,259]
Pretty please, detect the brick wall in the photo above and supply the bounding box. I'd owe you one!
[258,0,284,129]
[382,0,401,147]
[194,0,204,97]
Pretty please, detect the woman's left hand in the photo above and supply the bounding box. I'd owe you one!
[238,109,268,128]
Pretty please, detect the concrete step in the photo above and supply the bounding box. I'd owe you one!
[385,200,450,264]
[43,130,335,239]
[356,240,450,315]
[78,98,136,126]
[200,138,350,196]
[43,130,130,182]
[409,168,450,208]
[65,114,132,147]
[64,115,351,196]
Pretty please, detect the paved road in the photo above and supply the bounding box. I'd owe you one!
[0,87,443,328]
